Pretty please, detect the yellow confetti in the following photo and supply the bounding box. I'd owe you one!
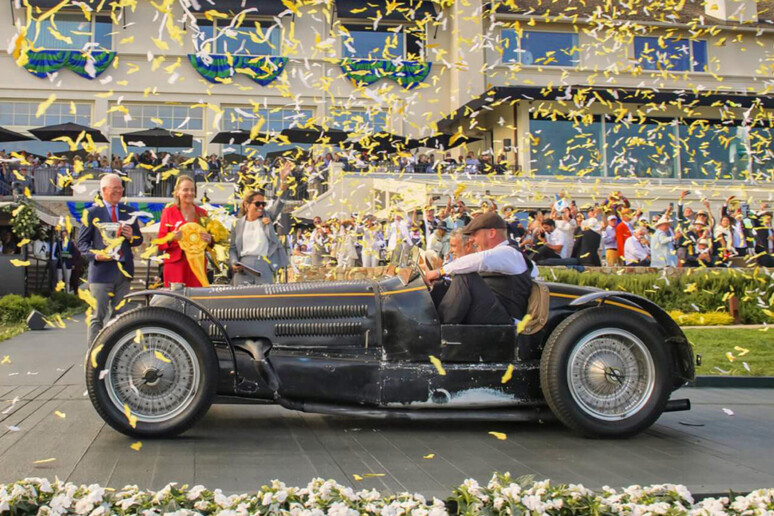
[423,453,435,459]
[10,259,30,267]
[154,351,171,363]
[734,346,750,357]
[130,441,143,451]
[501,364,514,384]
[54,411,66,419]
[90,344,104,369]
[488,432,507,440]
[123,403,138,429]
[1,355,11,365]
[352,474,363,481]
[725,352,735,363]
[516,314,533,334]
[429,355,446,376]
[35,94,57,118]
[33,458,56,464]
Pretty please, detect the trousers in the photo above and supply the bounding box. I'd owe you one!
[433,273,511,325]
[87,277,131,345]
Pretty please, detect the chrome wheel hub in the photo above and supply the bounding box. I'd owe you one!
[105,327,200,423]
[567,328,655,421]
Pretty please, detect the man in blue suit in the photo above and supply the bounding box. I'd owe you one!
[77,173,143,344]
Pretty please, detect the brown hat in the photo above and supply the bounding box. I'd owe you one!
[462,212,508,235]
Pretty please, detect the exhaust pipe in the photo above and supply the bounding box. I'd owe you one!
[664,398,691,412]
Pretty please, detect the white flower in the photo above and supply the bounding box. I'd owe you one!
[521,494,545,512]
[187,485,207,500]
[262,492,274,506]
[428,506,448,516]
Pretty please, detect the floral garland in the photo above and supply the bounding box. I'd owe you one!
[187,54,288,86]
[1,474,773,515]
[24,50,116,79]
[340,59,432,90]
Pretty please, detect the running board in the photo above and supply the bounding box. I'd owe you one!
[664,399,691,412]
[298,402,557,422]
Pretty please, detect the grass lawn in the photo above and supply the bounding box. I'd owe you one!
[683,328,774,376]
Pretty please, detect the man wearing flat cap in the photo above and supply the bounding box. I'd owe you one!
[424,212,536,324]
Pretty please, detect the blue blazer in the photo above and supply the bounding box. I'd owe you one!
[77,202,143,284]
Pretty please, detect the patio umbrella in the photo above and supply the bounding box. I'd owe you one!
[0,126,35,143]
[223,152,248,164]
[210,129,270,146]
[265,148,310,162]
[415,133,481,150]
[121,127,193,148]
[281,125,348,145]
[29,122,109,143]
[345,131,421,154]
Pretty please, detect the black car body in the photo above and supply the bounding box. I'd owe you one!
[86,267,695,439]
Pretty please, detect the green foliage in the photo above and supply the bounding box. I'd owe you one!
[544,268,774,324]
[0,292,85,325]
[2,202,41,241]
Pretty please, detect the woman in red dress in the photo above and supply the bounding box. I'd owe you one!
[157,176,212,287]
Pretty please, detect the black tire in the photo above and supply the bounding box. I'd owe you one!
[540,306,672,438]
[85,307,218,438]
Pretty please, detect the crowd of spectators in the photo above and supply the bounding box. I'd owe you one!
[0,148,517,199]
[288,191,774,271]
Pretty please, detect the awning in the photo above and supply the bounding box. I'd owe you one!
[436,85,774,132]
[187,0,288,16]
[335,0,437,21]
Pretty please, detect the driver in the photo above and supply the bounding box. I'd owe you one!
[424,213,535,324]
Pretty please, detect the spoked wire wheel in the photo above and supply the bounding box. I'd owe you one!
[566,328,655,421]
[105,327,200,423]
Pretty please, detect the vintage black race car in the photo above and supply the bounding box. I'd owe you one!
[85,259,695,439]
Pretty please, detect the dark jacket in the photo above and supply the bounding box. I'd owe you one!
[77,202,142,283]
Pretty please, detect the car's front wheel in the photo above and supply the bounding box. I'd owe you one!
[86,307,217,438]
[540,307,672,438]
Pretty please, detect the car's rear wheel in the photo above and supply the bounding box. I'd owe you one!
[86,307,217,438]
[540,307,672,438]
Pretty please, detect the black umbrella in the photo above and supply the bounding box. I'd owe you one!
[416,133,481,150]
[223,152,248,164]
[0,126,35,143]
[29,122,109,143]
[281,125,348,145]
[345,131,420,154]
[121,127,193,148]
[265,148,310,162]
[210,129,270,146]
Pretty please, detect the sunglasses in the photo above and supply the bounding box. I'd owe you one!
[252,201,267,207]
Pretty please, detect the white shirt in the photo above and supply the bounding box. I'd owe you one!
[443,240,538,278]
[555,219,577,259]
[545,230,567,256]
[241,219,269,257]
[624,236,650,264]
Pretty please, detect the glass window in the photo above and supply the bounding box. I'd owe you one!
[529,115,603,176]
[343,30,405,59]
[34,13,112,50]
[605,117,679,178]
[222,107,312,131]
[748,126,774,181]
[634,36,706,72]
[111,104,202,131]
[679,121,748,180]
[195,19,280,55]
[332,109,387,133]
[501,30,578,66]
[0,101,90,127]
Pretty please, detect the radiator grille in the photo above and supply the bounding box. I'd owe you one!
[275,322,363,337]
[206,304,368,321]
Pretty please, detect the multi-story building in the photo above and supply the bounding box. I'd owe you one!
[0,0,773,217]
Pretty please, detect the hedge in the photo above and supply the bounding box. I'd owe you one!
[0,292,85,325]
[1,474,772,515]
[543,268,774,324]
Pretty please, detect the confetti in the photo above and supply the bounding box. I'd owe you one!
[130,441,143,451]
[428,355,446,376]
[722,408,734,416]
[423,453,435,459]
[54,411,66,419]
[33,458,56,464]
[501,364,514,384]
[488,432,507,440]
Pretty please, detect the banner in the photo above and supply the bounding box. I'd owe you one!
[339,59,432,90]
[24,50,116,79]
[188,54,288,86]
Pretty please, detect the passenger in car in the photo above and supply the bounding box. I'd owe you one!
[424,213,536,324]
